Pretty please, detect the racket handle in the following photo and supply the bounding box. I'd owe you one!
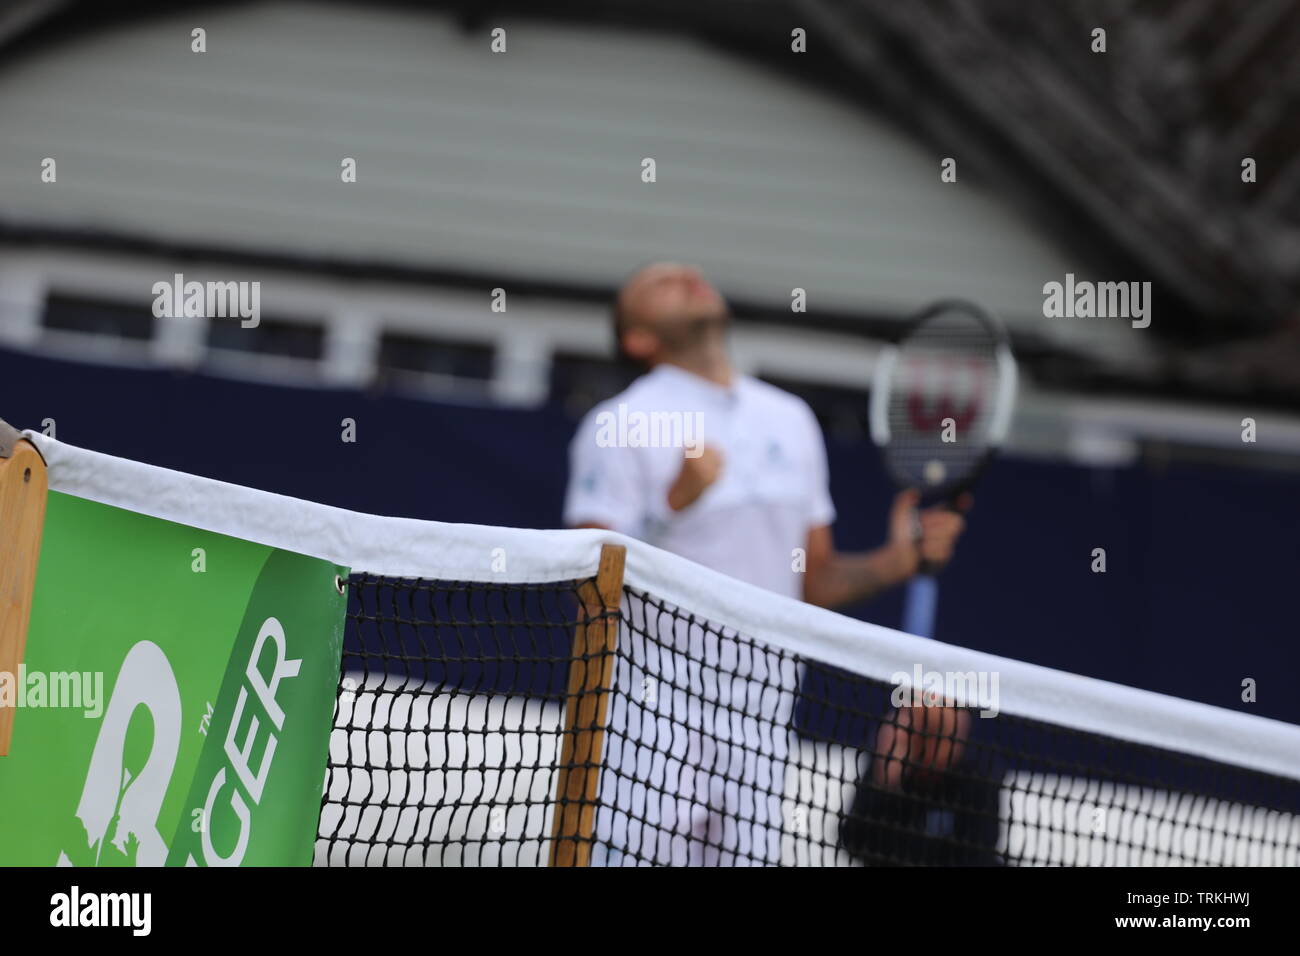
[902,574,939,639]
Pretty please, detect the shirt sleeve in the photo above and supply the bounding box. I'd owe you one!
[562,407,647,534]
[803,403,837,529]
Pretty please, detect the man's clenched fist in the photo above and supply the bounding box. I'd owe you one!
[667,444,724,511]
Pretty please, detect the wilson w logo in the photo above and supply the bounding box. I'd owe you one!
[904,358,986,432]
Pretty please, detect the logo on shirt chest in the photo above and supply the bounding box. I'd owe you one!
[736,438,790,472]
[723,438,798,503]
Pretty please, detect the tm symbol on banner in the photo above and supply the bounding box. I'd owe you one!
[198,701,214,736]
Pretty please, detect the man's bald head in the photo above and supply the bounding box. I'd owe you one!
[613,262,730,370]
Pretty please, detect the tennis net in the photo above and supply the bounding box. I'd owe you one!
[27,432,1300,867]
[317,569,1300,867]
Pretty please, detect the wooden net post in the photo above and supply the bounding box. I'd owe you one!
[0,419,48,756]
[549,543,626,867]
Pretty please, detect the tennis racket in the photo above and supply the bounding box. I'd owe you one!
[868,300,1018,638]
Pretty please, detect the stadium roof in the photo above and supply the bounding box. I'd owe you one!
[1,0,1298,404]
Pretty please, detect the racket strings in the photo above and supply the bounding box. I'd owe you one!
[882,314,1005,496]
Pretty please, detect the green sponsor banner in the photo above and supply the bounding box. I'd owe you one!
[0,491,347,866]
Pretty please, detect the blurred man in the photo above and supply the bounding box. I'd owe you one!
[563,262,966,864]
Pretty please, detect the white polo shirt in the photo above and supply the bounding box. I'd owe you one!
[563,363,836,599]
[565,363,836,864]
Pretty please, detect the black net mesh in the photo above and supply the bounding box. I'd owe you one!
[317,575,1300,867]
[316,573,586,866]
